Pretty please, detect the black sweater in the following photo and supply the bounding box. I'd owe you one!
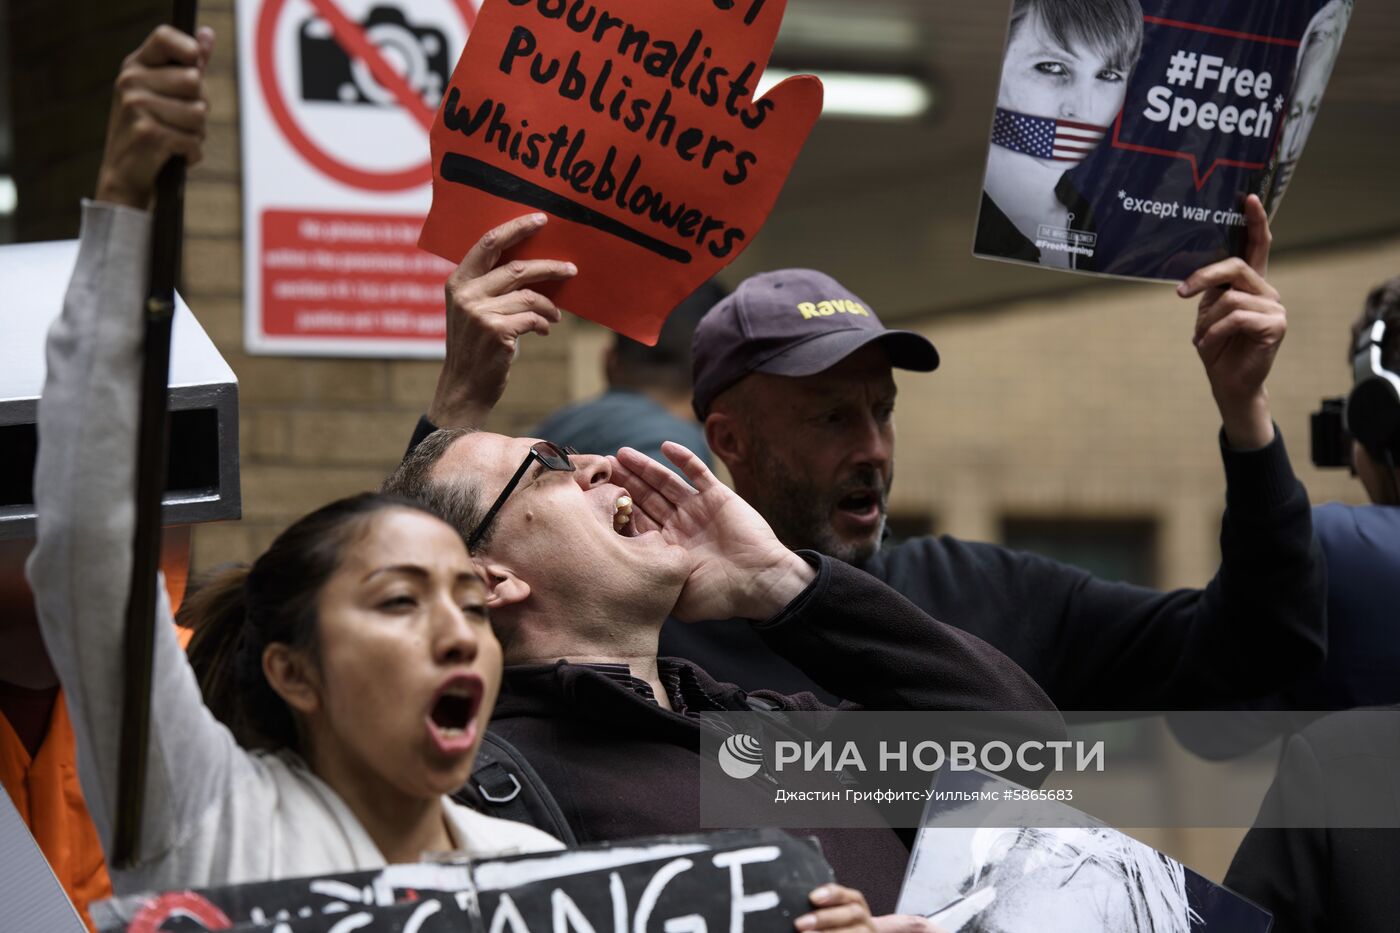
[490,554,1061,915]
[1225,709,1400,933]
[662,431,1326,710]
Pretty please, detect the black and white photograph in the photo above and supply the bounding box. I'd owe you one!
[896,771,1272,933]
[975,0,1145,270]
[1265,0,1353,212]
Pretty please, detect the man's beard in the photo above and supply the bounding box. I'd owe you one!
[749,448,888,566]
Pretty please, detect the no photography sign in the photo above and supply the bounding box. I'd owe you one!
[237,0,479,357]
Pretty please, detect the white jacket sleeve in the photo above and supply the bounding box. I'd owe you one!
[26,200,253,867]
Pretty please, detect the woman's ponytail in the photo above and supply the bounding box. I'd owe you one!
[182,563,255,744]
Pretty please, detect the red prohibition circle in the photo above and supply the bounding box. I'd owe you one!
[128,892,234,933]
[256,0,477,192]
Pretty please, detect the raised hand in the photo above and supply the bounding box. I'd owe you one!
[429,214,578,428]
[1177,194,1285,450]
[609,442,814,623]
[97,24,215,210]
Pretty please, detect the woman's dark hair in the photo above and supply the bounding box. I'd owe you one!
[1009,0,1145,74]
[184,492,450,751]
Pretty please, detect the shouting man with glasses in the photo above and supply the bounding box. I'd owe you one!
[383,218,1057,918]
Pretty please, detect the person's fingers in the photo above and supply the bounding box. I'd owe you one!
[118,63,204,100]
[795,906,869,931]
[1178,255,1276,300]
[810,885,867,909]
[455,213,549,280]
[1193,291,1282,344]
[121,117,205,165]
[1196,309,1285,358]
[473,292,561,333]
[659,441,719,493]
[797,886,870,932]
[133,24,202,68]
[195,25,216,70]
[469,259,576,306]
[608,456,678,526]
[620,445,701,505]
[1243,194,1272,276]
[122,90,208,133]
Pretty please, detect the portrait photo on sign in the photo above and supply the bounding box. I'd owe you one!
[895,771,1271,933]
[972,0,1352,283]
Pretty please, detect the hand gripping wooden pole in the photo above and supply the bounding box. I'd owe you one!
[112,0,200,870]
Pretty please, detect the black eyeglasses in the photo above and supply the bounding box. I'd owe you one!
[467,441,577,551]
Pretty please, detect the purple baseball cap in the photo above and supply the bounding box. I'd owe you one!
[691,269,940,418]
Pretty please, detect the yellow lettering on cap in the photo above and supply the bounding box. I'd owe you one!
[817,301,836,316]
[798,302,818,319]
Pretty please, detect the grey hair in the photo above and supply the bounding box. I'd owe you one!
[380,428,493,551]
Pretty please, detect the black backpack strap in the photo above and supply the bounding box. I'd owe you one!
[455,732,578,847]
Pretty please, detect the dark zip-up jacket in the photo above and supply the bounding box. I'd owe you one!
[490,553,1061,915]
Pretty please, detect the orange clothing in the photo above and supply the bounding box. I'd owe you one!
[0,691,112,931]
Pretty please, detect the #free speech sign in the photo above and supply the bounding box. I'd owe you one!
[974,0,1351,283]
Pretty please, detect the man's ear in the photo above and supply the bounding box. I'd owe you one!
[704,411,747,470]
[477,560,530,610]
[263,644,320,716]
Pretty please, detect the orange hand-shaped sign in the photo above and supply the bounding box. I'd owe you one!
[418,0,822,344]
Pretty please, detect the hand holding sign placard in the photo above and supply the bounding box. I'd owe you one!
[975,0,1352,282]
[92,831,836,933]
[418,0,822,345]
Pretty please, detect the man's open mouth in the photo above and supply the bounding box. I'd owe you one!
[613,495,638,537]
[836,490,882,519]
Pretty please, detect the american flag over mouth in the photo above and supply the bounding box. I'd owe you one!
[991,108,1107,163]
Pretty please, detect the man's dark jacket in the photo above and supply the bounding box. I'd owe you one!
[1224,708,1400,933]
[490,554,1060,916]
[661,432,1327,709]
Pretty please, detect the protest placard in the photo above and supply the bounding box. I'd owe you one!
[974,0,1351,282]
[417,0,823,345]
[92,830,833,933]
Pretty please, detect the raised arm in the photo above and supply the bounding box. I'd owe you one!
[426,216,576,429]
[1053,196,1323,708]
[24,25,246,868]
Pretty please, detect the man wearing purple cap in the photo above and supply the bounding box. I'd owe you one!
[687,269,940,566]
[663,196,1325,709]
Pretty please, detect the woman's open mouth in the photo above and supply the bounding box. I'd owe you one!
[426,675,482,756]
